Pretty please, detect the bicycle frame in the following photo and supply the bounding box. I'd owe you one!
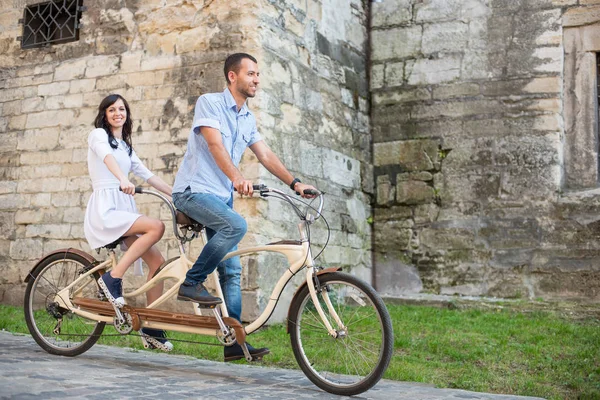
[55,187,343,338]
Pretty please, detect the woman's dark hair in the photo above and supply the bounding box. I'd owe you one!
[94,94,133,156]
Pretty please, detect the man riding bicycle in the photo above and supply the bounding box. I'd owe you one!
[172,53,317,362]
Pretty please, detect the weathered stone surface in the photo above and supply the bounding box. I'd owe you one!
[371,26,421,61]
[562,5,600,27]
[422,22,469,55]
[396,180,435,205]
[374,139,440,170]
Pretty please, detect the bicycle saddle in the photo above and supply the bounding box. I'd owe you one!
[175,210,204,232]
[102,237,127,250]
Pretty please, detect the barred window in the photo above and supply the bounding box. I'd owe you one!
[19,0,84,49]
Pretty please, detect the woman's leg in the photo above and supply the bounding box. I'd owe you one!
[123,236,165,306]
[111,216,165,278]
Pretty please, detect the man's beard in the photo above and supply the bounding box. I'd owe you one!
[238,84,256,99]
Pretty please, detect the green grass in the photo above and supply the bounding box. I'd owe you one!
[3,303,599,399]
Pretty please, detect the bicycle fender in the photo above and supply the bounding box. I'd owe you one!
[286,267,342,333]
[24,248,97,283]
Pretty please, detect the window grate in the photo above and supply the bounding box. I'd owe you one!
[19,0,84,49]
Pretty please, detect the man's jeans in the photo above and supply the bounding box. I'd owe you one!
[173,188,247,322]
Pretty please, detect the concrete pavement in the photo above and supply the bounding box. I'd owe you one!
[0,331,544,399]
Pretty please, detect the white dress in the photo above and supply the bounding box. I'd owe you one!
[84,128,154,250]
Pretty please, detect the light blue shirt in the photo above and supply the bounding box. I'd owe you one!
[173,88,262,200]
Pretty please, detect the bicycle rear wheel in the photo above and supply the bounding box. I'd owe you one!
[24,251,106,356]
[288,272,393,396]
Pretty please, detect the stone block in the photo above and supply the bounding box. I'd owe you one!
[18,177,67,193]
[460,51,490,80]
[422,22,468,55]
[396,180,434,205]
[66,176,92,192]
[420,227,476,250]
[54,58,88,81]
[371,0,412,27]
[21,97,44,113]
[372,87,431,106]
[322,150,361,189]
[30,193,52,207]
[20,149,73,166]
[0,212,15,239]
[25,224,71,239]
[63,207,85,223]
[119,52,142,73]
[140,55,182,72]
[46,93,85,110]
[433,83,480,99]
[376,174,395,205]
[562,5,600,27]
[407,57,461,85]
[371,26,421,61]
[415,0,462,22]
[37,81,70,97]
[138,4,195,34]
[0,194,30,210]
[2,100,21,116]
[10,239,43,260]
[51,192,81,207]
[8,115,26,130]
[70,79,96,94]
[533,46,562,73]
[374,221,412,251]
[86,56,120,78]
[374,139,440,170]
[95,74,129,91]
[26,110,75,129]
[0,181,16,195]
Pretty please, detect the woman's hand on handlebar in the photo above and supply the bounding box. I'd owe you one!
[295,182,318,199]
[119,178,136,195]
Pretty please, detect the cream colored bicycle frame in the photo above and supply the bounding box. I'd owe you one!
[55,218,343,339]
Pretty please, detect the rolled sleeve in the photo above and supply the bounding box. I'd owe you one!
[247,125,262,146]
[130,150,154,181]
[88,128,113,161]
[193,95,221,132]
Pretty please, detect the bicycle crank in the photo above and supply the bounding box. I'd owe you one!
[113,311,133,334]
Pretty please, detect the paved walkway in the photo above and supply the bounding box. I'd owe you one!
[0,331,544,399]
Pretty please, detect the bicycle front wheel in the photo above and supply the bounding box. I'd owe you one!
[24,251,106,356]
[288,272,393,396]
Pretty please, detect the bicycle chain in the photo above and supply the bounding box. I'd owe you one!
[55,332,226,347]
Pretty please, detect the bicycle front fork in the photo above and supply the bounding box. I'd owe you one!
[305,267,345,338]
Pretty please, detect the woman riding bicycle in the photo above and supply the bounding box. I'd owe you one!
[84,93,173,351]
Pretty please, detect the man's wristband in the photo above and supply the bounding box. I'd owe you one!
[290,178,301,190]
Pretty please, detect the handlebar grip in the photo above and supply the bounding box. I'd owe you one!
[296,188,320,196]
[119,187,143,194]
[234,184,267,192]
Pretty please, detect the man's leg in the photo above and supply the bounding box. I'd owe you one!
[173,189,246,303]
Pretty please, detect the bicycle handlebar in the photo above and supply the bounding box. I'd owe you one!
[125,184,324,242]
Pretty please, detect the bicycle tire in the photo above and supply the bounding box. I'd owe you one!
[288,271,393,396]
[24,251,106,356]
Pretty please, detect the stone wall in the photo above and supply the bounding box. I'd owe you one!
[371,0,600,301]
[0,0,372,321]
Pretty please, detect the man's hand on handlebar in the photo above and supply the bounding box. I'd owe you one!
[295,182,318,199]
[233,178,254,197]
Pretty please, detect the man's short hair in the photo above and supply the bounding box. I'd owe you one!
[224,53,258,84]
